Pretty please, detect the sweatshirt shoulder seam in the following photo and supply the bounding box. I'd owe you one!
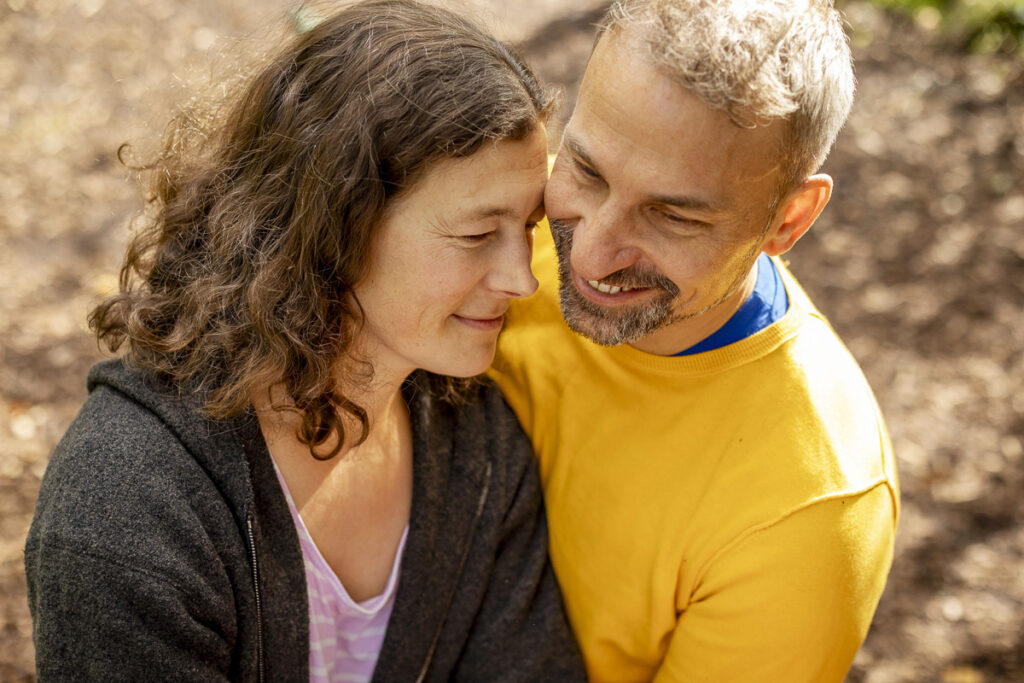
[691,479,896,592]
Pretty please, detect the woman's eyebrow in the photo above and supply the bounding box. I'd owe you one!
[468,206,516,220]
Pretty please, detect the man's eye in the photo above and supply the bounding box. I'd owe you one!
[460,232,494,242]
[658,209,695,225]
[575,159,600,179]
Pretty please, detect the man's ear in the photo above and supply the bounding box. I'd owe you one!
[762,174,832,257]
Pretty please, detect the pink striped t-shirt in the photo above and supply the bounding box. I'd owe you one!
[273,463,409,682]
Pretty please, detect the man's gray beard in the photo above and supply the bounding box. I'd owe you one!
[550,218,684,346]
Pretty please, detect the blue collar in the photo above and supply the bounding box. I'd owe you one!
[674,253,789,356]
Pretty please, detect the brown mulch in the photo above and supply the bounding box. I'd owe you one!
[1,1,1021,680]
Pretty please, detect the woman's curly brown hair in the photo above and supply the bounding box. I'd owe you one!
[90,0,555,459]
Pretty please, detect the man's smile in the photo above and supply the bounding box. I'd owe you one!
[575,272,654,305]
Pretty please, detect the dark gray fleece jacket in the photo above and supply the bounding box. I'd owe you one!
[25,359,584,682]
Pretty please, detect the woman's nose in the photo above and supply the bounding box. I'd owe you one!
[494,232,539,298]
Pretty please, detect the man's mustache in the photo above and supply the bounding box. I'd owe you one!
[549,218,680,296]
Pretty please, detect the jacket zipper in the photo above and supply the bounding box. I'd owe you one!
[246,513,266,683]
[414,461,493,683]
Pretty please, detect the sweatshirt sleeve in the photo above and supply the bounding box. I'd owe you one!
[653,484,897,683]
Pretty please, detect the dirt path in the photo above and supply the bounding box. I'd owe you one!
[2,1,1022,680]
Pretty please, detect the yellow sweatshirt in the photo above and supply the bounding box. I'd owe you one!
[490,225,899,682]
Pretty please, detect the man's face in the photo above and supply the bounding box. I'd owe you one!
[545,30,789,355]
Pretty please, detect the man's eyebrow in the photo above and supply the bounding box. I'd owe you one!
[649,193,718,214]
[566,135,720,214]
[565,137,599,173]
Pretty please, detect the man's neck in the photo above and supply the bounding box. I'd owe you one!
[628,262,760,357]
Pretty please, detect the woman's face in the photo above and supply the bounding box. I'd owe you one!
[353,125,548,381]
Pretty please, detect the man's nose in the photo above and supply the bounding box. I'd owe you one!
[570,202,641,280]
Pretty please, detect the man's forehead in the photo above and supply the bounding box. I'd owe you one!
[566,32,787,211]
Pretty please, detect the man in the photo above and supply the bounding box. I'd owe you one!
[490,0,899,680]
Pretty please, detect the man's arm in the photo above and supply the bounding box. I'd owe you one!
[654,484,897,682]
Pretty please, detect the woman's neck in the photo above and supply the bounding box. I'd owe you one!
[254,370,415,602]
[252,355,412,460]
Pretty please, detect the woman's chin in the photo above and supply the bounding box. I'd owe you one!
[426,343,497,379]
[443,358,493,379]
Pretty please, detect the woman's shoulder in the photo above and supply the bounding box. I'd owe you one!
[405,371,526,443]
[56,359,197,473]
[30,359,247,562]
[404,371,536,502]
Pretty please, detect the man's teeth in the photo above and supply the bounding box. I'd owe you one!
[588,280,635,294]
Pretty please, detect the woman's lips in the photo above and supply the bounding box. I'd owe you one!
[453,314,505,331]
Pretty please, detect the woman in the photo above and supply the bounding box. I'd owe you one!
[24,2,584,680]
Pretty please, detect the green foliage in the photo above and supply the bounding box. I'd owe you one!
[865,0,1024,53]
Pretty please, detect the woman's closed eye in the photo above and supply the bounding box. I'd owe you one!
[458,231,495,243]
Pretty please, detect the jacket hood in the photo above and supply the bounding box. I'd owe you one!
[86,358,265,523]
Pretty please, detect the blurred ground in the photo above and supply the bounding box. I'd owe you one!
[1,0,1022,681]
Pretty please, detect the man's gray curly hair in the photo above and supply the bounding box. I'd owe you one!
[600,0,855,193]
